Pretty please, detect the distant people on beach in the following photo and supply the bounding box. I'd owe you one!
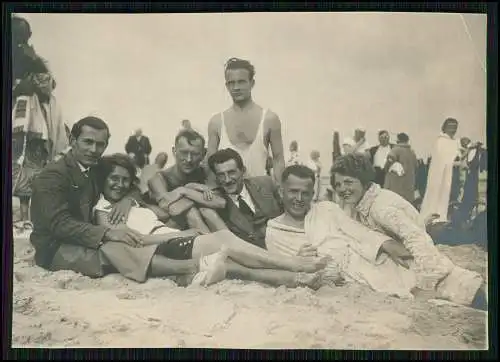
[368,130,394,186]
[207,57,285,183]
[138,152,169,202]
[287,140,301,167]
[420,118,461,223]
[12,15,68,235]
[306,150,322,202]
[351,127,370,154]
[125,128,152,169]
[383,132,418,204]
[180,119,193,132]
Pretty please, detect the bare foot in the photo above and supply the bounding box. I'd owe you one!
[191,251,228,287]
[294,271,324,290]
[296,255,332,273]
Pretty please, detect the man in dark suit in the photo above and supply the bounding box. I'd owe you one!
[368,130,394,186]
[125,128,152,169]
[207,148,283,249]
[30,117,149,277]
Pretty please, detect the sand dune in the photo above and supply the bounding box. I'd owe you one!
[11,235,488,350]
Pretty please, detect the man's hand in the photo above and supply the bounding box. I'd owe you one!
[109,197,134,225]
[380,239,413,269]
[103,227,143,248]
[297,243,319,257]
[203,189,214,202]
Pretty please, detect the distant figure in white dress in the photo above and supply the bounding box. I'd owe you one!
[420,118,461,223]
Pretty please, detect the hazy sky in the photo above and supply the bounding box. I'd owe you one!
[17,12,487,169]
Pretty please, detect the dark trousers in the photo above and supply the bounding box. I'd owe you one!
[374,167,386,186]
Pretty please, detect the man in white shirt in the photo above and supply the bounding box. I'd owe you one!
[368,130,394,186]
[207,148,283,249]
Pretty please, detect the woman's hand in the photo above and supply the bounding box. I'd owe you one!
[381,239,413,269]
[108,197,134,225]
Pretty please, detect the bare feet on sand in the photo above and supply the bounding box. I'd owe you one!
[295,256,332,273]
[190,250,228,287]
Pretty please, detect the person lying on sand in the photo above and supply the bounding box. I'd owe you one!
[330,153,486,309]
[265,165,487,310]
[93,153,329,288]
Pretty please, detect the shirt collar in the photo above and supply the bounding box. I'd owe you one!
[77,162,90,174]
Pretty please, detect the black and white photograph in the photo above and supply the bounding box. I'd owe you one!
[9,10,489,350]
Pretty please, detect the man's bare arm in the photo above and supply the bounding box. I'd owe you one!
[179,186,226,209]
[207,115,221,158]
[148,172,195,216]
[267,112,285,184]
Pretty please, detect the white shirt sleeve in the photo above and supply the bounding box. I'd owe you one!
[94,195,113,213]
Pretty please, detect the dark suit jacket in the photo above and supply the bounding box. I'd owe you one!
[125,135,152,168]
[30,151,110,277]
[217,176,283,249]
[368,144,395,166]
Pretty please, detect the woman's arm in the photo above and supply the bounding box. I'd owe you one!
[369,203,455,289]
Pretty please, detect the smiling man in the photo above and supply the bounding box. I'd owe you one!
[207,148,283,249]
[30,116,142,277]
[207,57,285,183]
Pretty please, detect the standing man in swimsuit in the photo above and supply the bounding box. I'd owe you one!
[207,57,285,184]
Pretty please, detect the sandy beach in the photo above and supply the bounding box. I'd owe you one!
[11,233,488,350]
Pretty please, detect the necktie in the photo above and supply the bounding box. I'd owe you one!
[238,195,254,217]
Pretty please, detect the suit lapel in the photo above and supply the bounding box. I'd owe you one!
[225,194,254,233]
[64,151,97,221]
[245,178,269,216]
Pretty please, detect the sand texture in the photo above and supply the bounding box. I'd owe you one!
[11,235,488,350]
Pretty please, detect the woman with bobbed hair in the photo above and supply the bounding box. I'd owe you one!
[330,152,486,309]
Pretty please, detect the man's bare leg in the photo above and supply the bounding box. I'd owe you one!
[191,229,329,273]
[199,207,228,231]
[226,260,323,290]
[185,207,211,234]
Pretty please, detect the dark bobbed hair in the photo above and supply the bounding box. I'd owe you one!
[330,153,376,188]
[207,148,245,173]
[96,153,138,192]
